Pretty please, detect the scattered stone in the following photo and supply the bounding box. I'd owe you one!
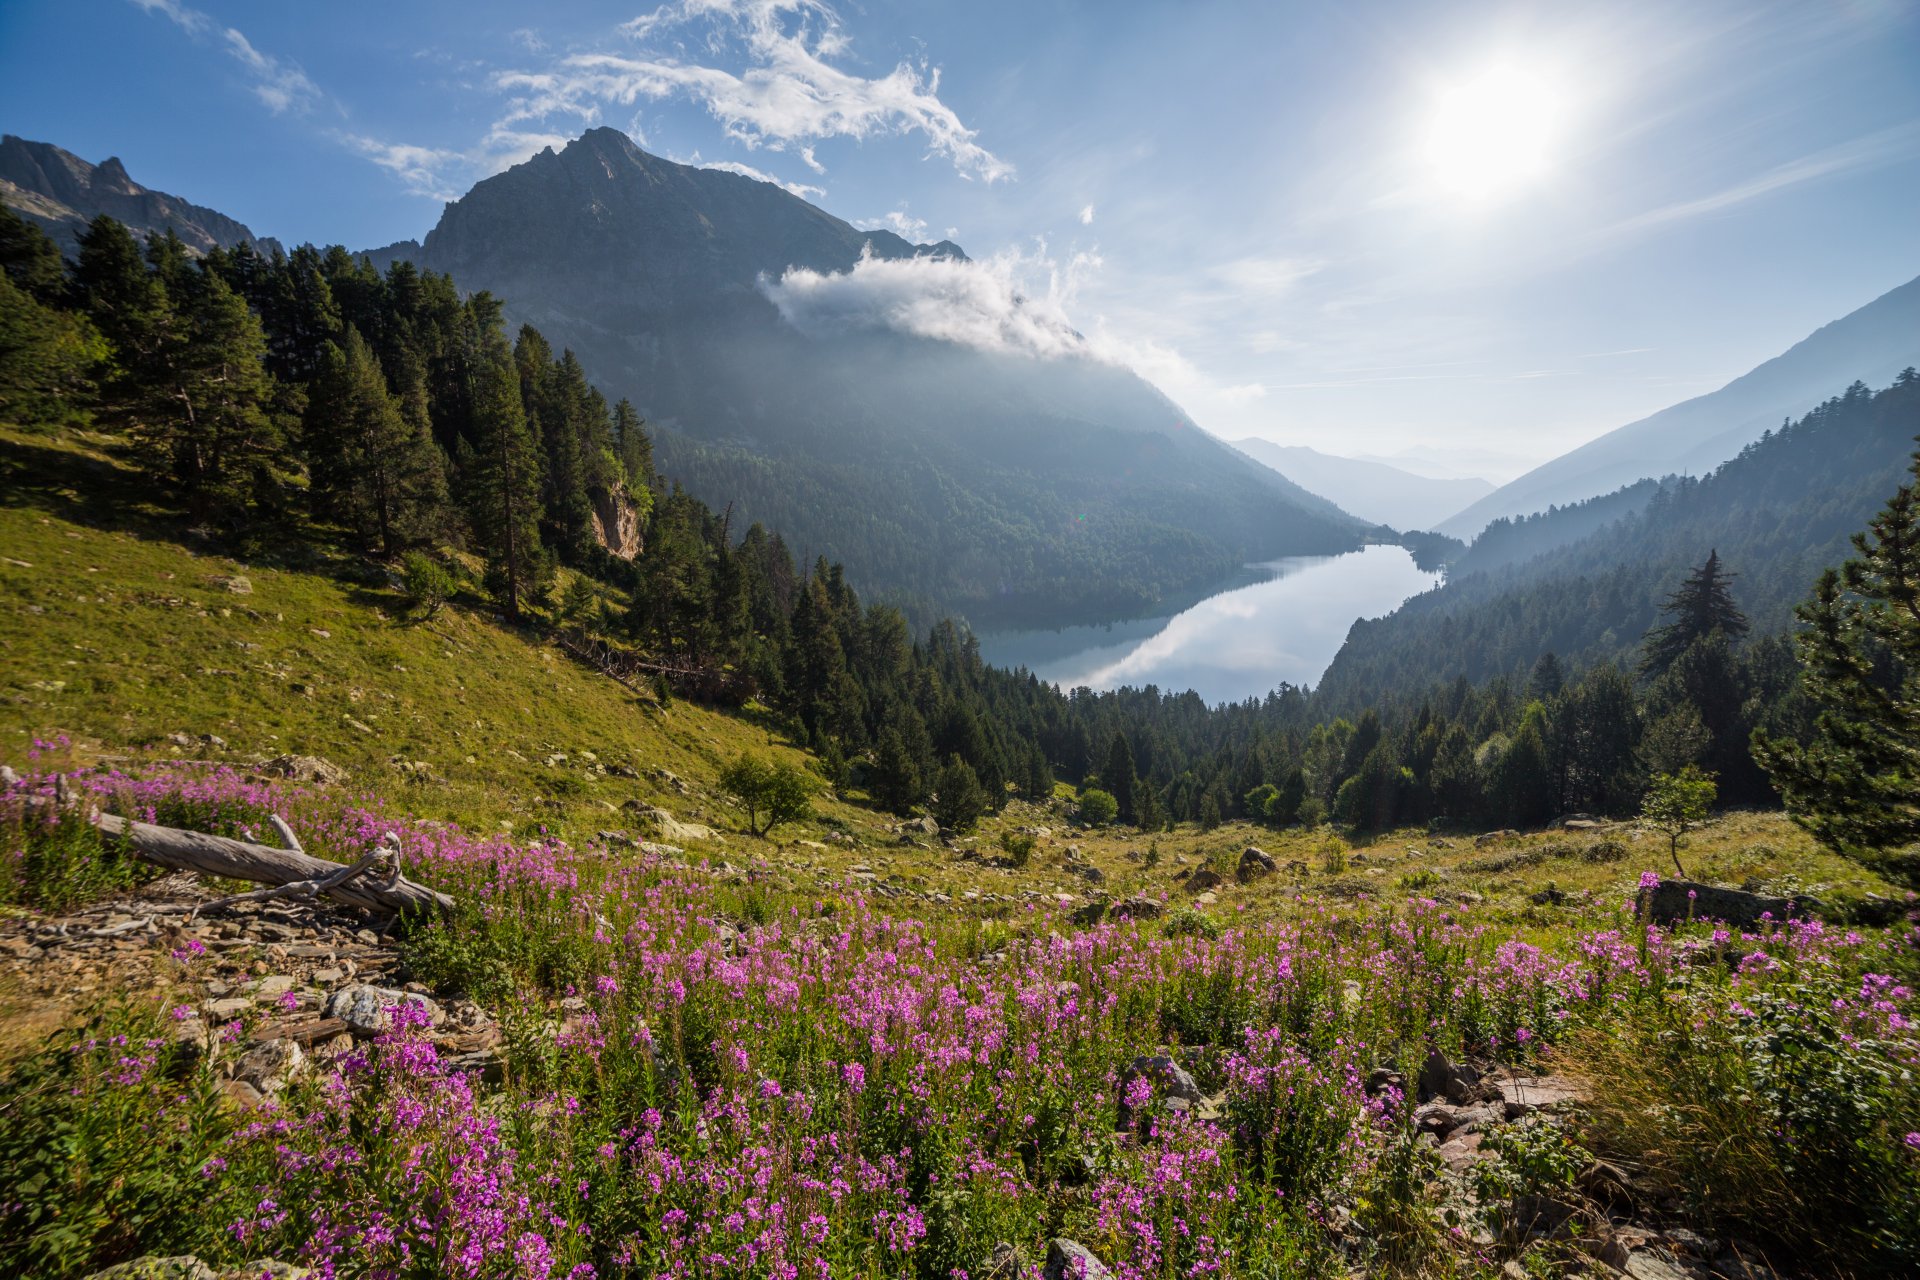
[1185,867,1223,893]
[1474,830,1519,848]
[257,754,349,786]
[207,997,251,1019]
[215,575,252,595]
[1435,1130,1487,1172]
[253,975,296,999]
[1109,896,1162,922]
[1043,1238,1114,1280]
[1072,899,1108,926]
[217,1264,309,1280]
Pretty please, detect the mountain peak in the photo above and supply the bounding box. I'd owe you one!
[0,135,280,257]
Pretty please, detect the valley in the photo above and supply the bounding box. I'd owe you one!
[4,5,1920,1276]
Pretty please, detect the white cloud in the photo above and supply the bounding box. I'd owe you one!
[761,244,1094,359]
[510,28,547,54]
[759,245,1280,426]
[130,0,321,115]
[1079,204,1095,225]
[857,208,929,241]
[800,146,824,174]
[495,0,1012,183]
[340,135,468,202]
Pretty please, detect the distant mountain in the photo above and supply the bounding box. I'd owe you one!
[368,127,1368,627]
[1316,375,1920,711]
[1436,273,1920,539]
[0,135,280,257]
[1230,438,1492,530]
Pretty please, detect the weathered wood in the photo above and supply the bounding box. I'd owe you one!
[87,812,453,914]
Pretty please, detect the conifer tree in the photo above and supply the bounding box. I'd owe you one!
[1641,551,1749,678]
[305,327,447,554]
[1755,455,1920,876]
[132,269,283,527]
[463,327,546,619]
[1104,732,1139,825]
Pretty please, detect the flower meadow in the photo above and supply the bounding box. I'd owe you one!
[3,767,1919,1278]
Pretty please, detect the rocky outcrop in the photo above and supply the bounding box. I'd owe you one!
[589,482,644,560]
[1637,880,1800,928]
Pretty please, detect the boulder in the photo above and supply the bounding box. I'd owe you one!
[1109,896,1162,921]
[1043,1238,1114,1280]
[235,1038,305,1094]
[1236,846,1277,883]
[1071,899,1108,926]
[634,807,717,842]
[1418,1048,1480,1104]
[1637,880,1799,928]
[1499,1075,1588,1116]
[323,985,444,1037]
[1185,867,1223,893]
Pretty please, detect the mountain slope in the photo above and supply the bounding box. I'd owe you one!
[0,135,281,257]
[1230,438,1492,529]
[1437,274,1920,539]
[1316,375,1920,710]
[367,128,1368,627]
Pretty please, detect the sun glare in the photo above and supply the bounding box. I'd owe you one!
[1425,63,1565,204]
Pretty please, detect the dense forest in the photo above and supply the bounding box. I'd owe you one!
[1319,377,1920,711]
[0,204,1894,837]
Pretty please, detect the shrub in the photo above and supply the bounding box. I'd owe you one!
[400,551,457,618]
[1163,905,1222,939]
[999,831,1036,867]
[1078,788,1118,827]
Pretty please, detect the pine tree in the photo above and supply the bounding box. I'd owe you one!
[305,327,447,554]
[131,269,283,527]
[1755,455,1920,876]
[1103,732,1139,825]
[0,205,66,302]
[614,397,654,491]
[1641,551,1749,678]
[463,326,546,619]
[933,755,989,833]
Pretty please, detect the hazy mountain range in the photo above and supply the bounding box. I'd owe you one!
[1229,439,1493,530]
[0,135,280,257]
[355,127,1372,626]
[1437,272,1920,539]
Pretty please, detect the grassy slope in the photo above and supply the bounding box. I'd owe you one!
[1,425,1902,923]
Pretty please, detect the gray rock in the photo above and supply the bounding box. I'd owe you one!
[1117,1052,1204,1127]
[322,984,443,1037]
[217,1264,309,1280]
[1499,1075,1588,1115]
[256,754,349,786]
[1043,1238,1114,1280]
[1237,846,1277,883]
[1418,1047,1480,1103]
[235,1038,305,1094]
[1185,867,1223,893]
[83,1258,217,1280]
[1637,880,1799,928]
[1109,896,1162,921]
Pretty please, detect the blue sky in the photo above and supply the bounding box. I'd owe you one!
[4,0,1918,476]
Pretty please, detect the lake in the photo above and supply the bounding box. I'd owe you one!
[977,545,1441,704]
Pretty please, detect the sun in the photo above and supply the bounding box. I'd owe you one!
[1425,63,1565,204]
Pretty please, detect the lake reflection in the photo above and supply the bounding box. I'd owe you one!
[978,545,1440,704]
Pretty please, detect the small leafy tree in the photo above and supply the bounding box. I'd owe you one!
[400,551,456,619]
[1078,788,1118,827]
[719,752,814,838]
[1641,766,1716,877]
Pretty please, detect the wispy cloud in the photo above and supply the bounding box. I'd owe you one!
[130,0,322,115]
[339,136,469,202]
[1079,204,1095,225]
[1601,122,1920,241]
[494,0,1012,183]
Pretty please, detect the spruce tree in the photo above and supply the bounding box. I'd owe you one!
[1641,551,1749,678]
[305,327,447,554]
[1103,732,1139,825]
[132,269,283,527]
[1755,456,1920,876]
[463,327,546,619]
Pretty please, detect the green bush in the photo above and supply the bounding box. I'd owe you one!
[1078,788,1118,827]
[999,831,1036,867]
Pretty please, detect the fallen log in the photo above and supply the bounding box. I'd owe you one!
[4,768,453,915]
